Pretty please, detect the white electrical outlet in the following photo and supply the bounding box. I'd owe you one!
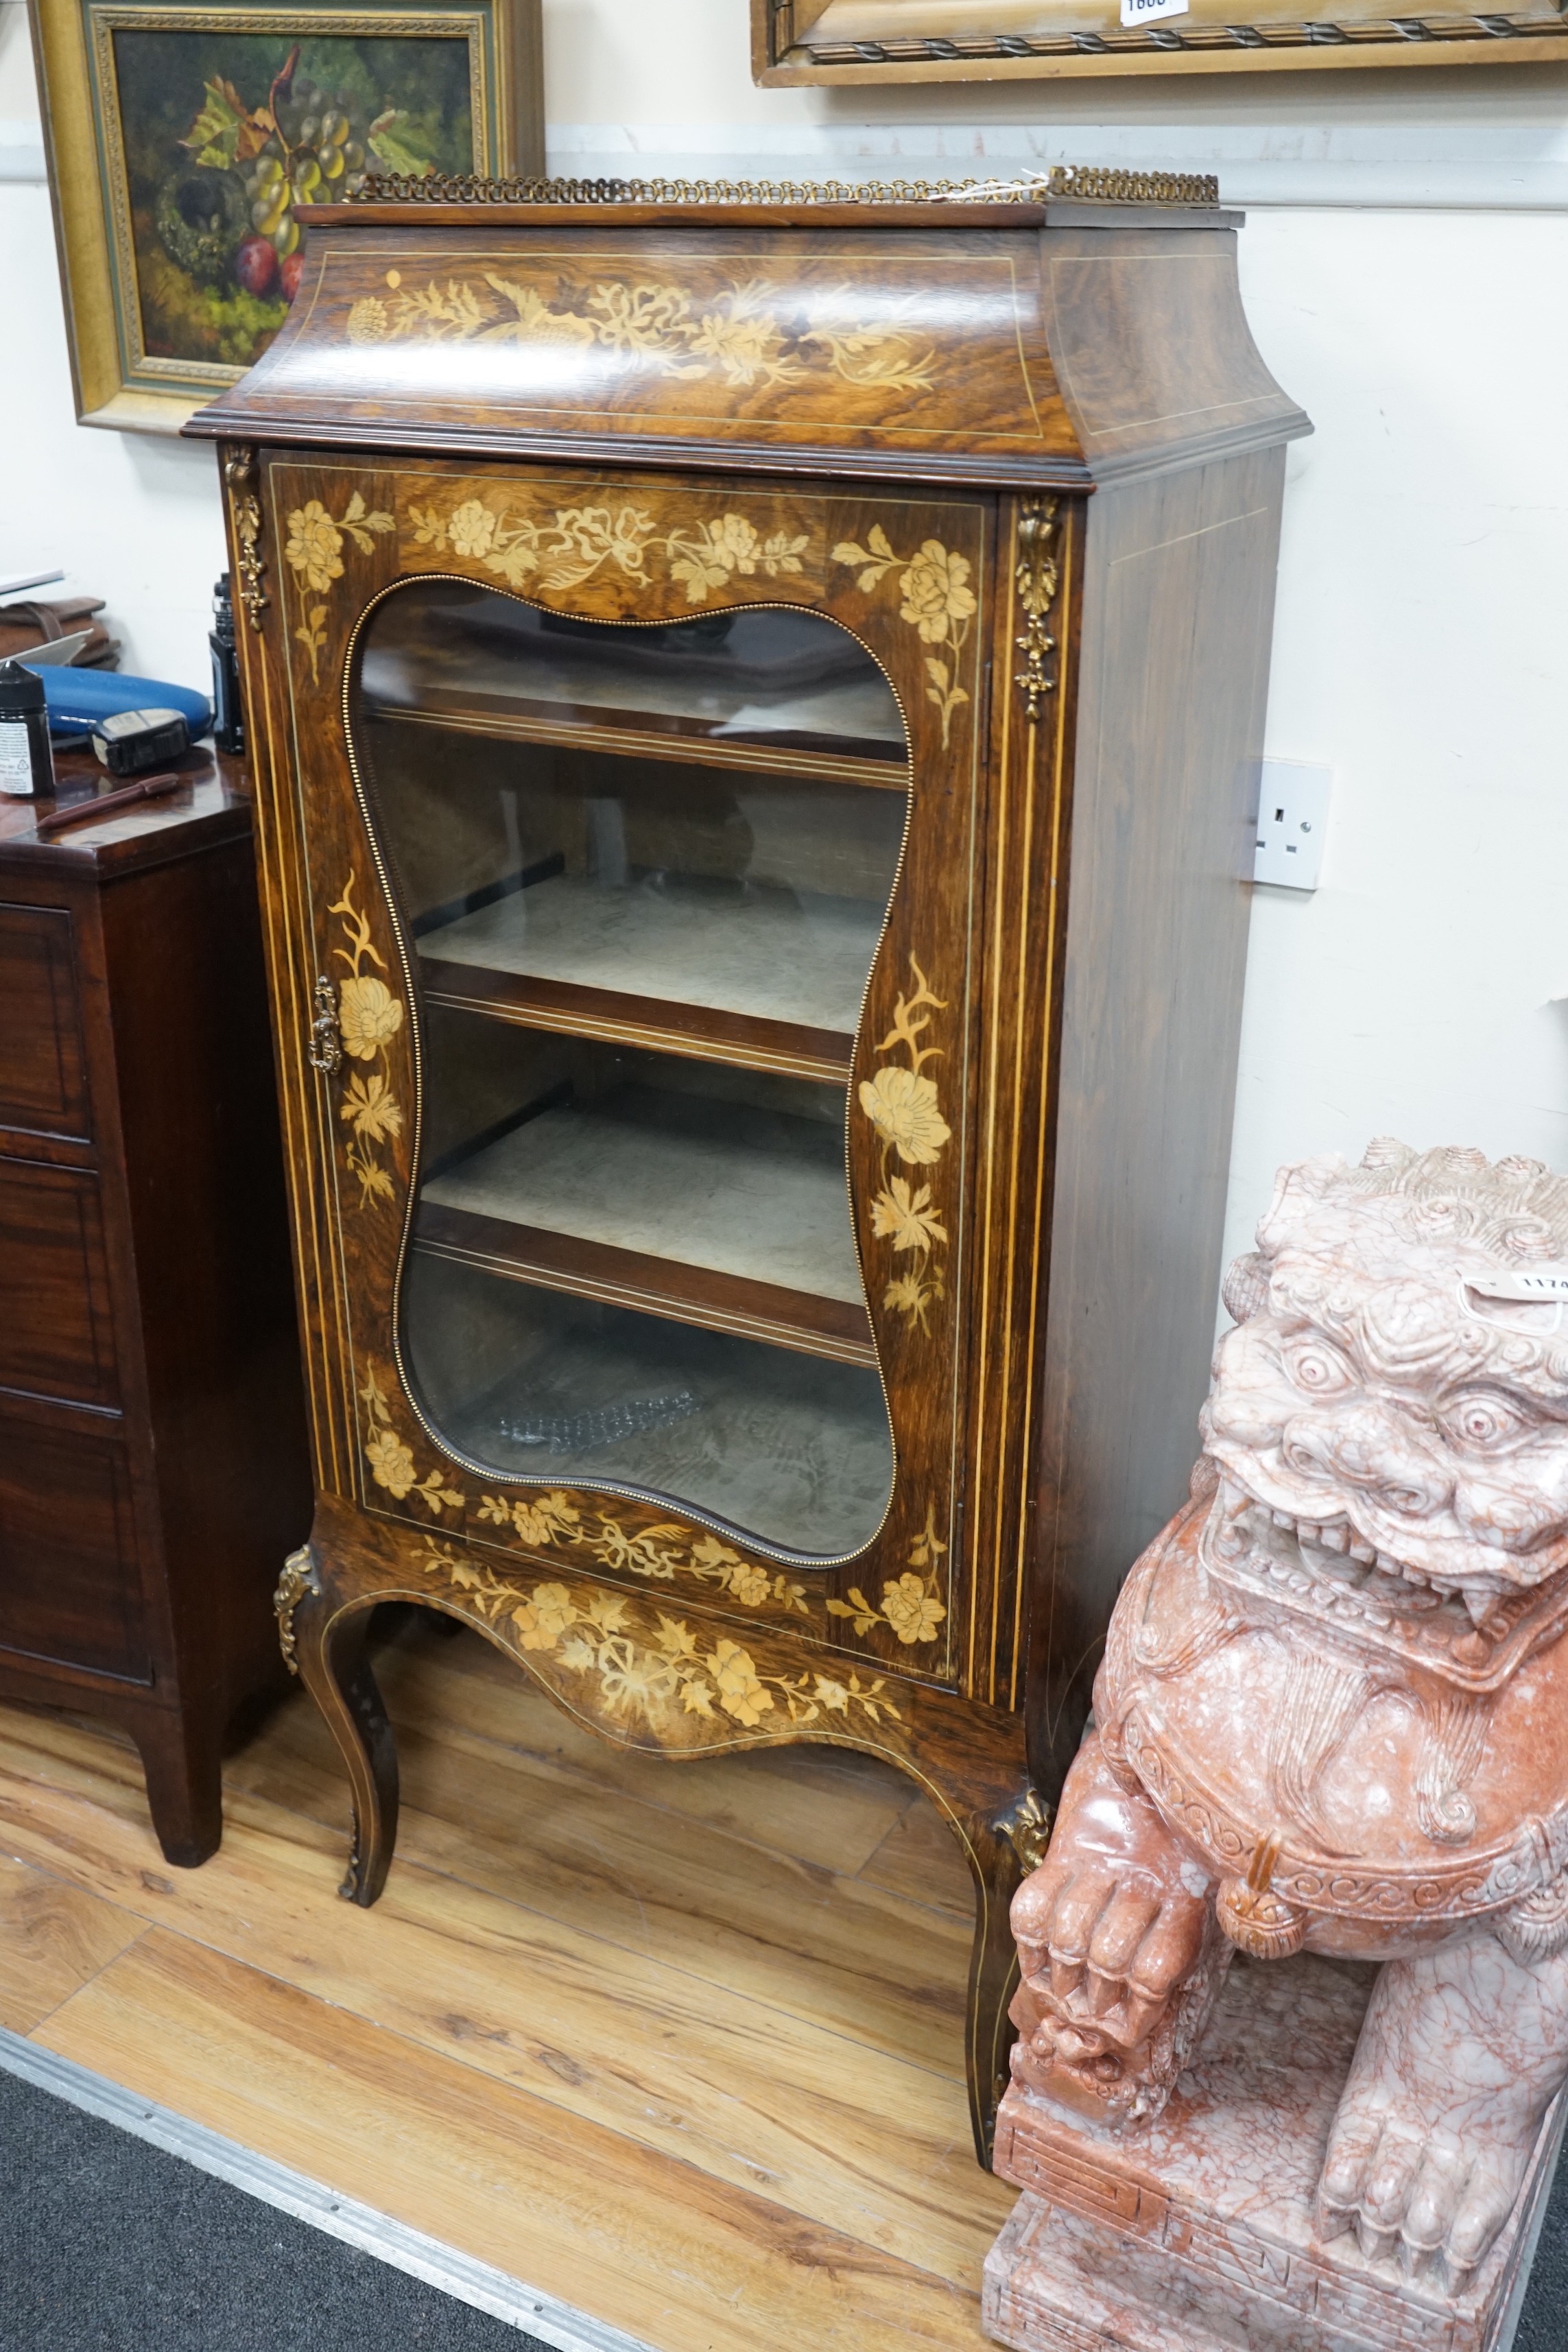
[1255,760,1330,891]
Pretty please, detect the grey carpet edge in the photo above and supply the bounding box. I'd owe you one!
[0,2026,650,2352]
[5,2018,1565,2351]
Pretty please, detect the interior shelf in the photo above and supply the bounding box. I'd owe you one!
[361,598,909,788]
[416,872,882,1078]
[376,694,906,789]
[416,1086,875,1366]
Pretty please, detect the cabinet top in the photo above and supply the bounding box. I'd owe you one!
[187,187,1309,491]
[0,746,251,880]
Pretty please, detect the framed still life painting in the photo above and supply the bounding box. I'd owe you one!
[754,0,1568,82]
[30,0,542,431]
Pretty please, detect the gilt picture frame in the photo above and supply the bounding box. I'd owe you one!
[29,0,542,432]
[754,0,1568,83]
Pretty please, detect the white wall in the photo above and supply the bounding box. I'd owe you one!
[0,4,230,682]
[4,0,1567,1283]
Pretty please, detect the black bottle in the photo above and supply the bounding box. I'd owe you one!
[209,574,245,755]
[0,658,54,800]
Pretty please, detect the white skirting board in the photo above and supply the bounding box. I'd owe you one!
[0,2024,654,2352]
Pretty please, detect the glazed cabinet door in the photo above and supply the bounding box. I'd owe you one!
[250,451,1023,1710]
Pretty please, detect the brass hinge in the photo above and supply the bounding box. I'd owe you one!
[308,973,342,1075]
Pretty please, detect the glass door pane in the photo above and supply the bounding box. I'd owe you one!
[353,582,909,1560]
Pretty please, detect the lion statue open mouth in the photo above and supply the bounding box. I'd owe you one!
[1009,1140,1568,2295]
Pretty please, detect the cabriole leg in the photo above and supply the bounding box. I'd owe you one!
[289,1566,399,1907]
[963,1803,1030,2164]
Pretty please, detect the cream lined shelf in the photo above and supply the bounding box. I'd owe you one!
[416,872,886,1056]
[416,1084,875,1366]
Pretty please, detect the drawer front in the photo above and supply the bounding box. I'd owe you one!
[0,1420,149,1682]
[0,1159,119,1409]
[0,905,91,1143]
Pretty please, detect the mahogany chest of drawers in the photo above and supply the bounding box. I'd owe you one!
[0,748,311,1862]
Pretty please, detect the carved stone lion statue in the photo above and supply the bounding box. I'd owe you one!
[1010,1140,1568,2297]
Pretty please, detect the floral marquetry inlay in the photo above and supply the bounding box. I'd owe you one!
[414,1545,904,1734]
[405,487,815,607]
[831,526,977,749]
[476,1488,810,1615]
[859,958,952,1333]
[361,1368,463,1516]
[325,872,404,1209]
[283,492,392,682]
[477,1490,582,1549]
[828,1501,949,1646]
[344,270,936,399]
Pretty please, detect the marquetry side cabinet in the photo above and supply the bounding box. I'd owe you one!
[0,748,311,1862]
[189,175,1309,2156]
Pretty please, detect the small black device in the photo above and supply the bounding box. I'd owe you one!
[91,706,191,777]
[209,574,245,755]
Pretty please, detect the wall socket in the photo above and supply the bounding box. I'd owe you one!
[1255,759,1330,891]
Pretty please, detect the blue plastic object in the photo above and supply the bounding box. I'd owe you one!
[25,662,213,742]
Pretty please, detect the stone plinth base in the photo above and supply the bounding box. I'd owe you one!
[984,1953,1563,2352]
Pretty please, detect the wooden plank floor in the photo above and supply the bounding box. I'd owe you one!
[0,1611,1012,2351]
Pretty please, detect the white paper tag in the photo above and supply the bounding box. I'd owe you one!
[1120,0,1189,22]
[0,720,34,796]
[1464,1263,1568,1303]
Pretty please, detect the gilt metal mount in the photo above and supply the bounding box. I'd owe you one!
[223,447,268,632]
[1014,497,1062,725]
[274,1548,321,1674]
[995,1785,1054,1875]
